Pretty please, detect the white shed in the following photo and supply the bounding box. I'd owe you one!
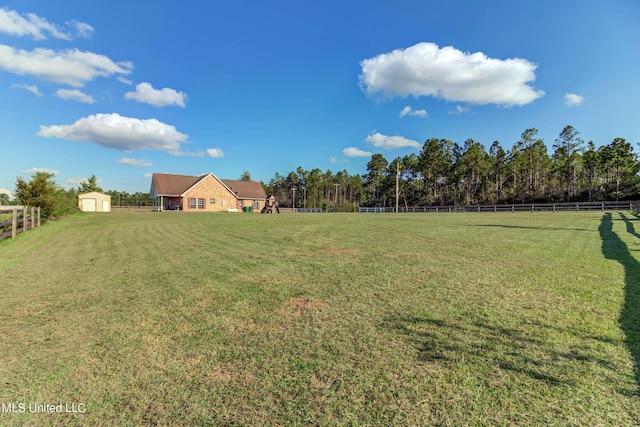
[78,192,112,212]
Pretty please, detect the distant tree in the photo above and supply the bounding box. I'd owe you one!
[489,141,506,204]
[78,175,103,193]
[0,193,9,206]
[55,187,81,216]
[515,128,548,200]
[365,154,389,206]
[459,138,490,205]
[240,171,252,181]
[553,125,584,201]
[599,138,639,201]
[15,172,58,219]
[581,141,600,201]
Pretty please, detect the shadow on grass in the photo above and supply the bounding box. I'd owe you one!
[475,224,594,232]
[599,212,640,393]
[382,314,623,387]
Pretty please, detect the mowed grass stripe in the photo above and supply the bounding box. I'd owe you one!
[0,211,638,425]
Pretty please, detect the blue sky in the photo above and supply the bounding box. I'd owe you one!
[1,1,639,197]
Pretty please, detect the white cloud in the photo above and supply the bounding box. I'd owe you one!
[118,157,153,167]
[330,157,350,164]
[0,8,70,40]
[343,147,373,157]
[21,167,59,175]
[56,88,95,103]
[11,83,41,96]
[206,148,224,158]
[170,148,224,158]
[117,76,133,85]
[399,105,427,118]
[0,188,15,201]
[0,8,93,40]
[125,82,186,107]
[66,20,94,38]
[564,93,584,107]
[360,42,544,106]
[449,105,470,114]
[144,172,153,178]
[0,45,133,87]
[37,113,189,153]
[168,150,198,157]
[364,132,421,150]
[65,177,88,185]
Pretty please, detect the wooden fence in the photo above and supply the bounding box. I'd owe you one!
[0,206,41,240]
[359,201,639,213]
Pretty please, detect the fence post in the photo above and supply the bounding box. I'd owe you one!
[512,205,515,212]
[22,208,27,233]
[12,209,17,239]
[553,204,556,213]
[31,207,35,229]
[576,203,579,212]
[37,207,41,227]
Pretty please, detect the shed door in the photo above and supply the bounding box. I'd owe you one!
[82,198,96,212]
[102,200,110,212]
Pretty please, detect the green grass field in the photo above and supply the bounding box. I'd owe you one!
[1,211,639,426]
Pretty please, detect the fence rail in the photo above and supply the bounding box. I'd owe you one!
[0,206,41,240]
[359,201,639,214]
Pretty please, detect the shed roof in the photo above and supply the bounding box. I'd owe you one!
[78,191,111,199]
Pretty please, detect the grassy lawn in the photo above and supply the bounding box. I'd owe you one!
[0,210,639,425]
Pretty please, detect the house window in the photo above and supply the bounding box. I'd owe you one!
[198,198,205,209]
[189,198,196,209]
[210,198,215,204]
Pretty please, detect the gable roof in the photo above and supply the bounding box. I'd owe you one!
[222,180,267,200]
[78,191,111,199]
[150,173,206,197]
[150,173,266,200]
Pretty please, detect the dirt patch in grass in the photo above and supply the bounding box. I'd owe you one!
[285,297,327,310]
[283,297,329,318]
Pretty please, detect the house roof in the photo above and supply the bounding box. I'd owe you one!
[222,180,267,200]
[150,173,205,197]
[150,173,266,200]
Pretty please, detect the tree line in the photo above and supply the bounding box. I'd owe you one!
[264,125,640,210]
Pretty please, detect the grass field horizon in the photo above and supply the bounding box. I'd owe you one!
[1,211,639,425]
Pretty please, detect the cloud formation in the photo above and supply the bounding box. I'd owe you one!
[564,93,584,107]
[125,82,187,107]
[449,105,470,115]
[37,113,189,153]
[21,167,59,175]
[205,148,224,158]
[360,42,544,106]
[65,176,90,186]
[399,105,427,118]
[343,147,373,157]
[11,83,41,96]
[56,88,95,103]
[365,132,421,150]
[0,45,133,87]
[118,157,153,167]
[0,8,93,40]
[0,187,15,200]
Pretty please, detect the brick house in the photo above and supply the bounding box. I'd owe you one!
[149,173,267,212]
